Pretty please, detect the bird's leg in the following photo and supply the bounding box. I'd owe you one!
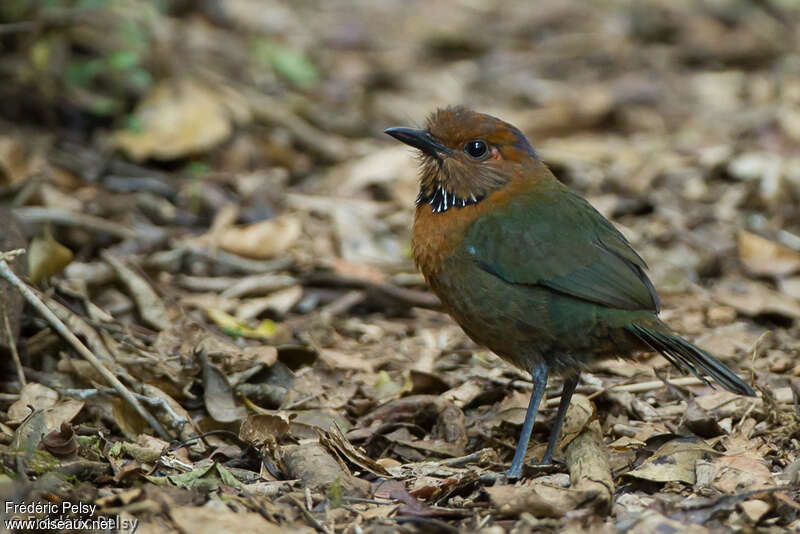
[540,372,580,465]
[506,361,548,478]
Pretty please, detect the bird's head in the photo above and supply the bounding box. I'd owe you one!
[385,106,539,213]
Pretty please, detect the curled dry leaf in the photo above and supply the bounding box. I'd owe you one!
[319,423,394,478]
[27,227,73,285]
[11,398,84,452]
[40,422,78,457]
[238,413,290,446]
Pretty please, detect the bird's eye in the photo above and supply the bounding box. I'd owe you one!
[464,140,488,159]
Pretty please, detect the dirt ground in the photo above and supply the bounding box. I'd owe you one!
[1,1,800,532]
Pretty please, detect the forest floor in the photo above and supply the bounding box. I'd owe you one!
[1,1,800,532]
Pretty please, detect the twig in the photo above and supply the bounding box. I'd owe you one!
[242,89,350,163]
[288,495,331,534]
[394,517,461,534]
[0,8,98,35]
[439,448,494,468]
[14,206,135,239]
[0,21,38,34]
[176,244,293,274]
[305,486,313,512]
[543,376,711,407]
[0,249,26,262]
[0,259,169,439]
[565,420,613,513]
[603,376,706,394]
[101,251,169,330]
[3,310,25,386]
[59,388,187,431]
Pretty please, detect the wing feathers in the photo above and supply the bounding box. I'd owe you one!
[465,186,660,313]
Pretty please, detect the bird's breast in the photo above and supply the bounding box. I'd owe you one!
[411,172,545,277]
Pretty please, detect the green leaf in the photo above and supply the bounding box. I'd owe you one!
[270,46,318,88]
[107,50,140,70]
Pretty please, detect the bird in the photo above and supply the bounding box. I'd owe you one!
[385,106,755,478]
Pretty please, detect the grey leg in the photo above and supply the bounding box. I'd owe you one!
[540,372,580,465]
[506,361,548,478]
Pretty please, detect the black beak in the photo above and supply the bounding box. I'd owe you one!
[384,127,451,159]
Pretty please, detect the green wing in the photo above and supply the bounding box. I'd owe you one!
[463,185,660,313]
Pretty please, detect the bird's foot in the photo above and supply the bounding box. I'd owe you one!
[505,457,562,479]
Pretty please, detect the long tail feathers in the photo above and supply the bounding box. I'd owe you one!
[627,323,755,397]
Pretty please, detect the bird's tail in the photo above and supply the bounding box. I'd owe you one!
[626,321,755,397]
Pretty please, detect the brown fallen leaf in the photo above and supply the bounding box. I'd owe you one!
[282,442,370,497]
[712,454,773,494]
[739,499,771,523]
[102,251,171,330]
[203,358,247,423]
[39,422,78,458]
[565,420,613,513]
[238,413,290,446]
[169,505,300,534]
[114,78,233,161]
[558,393,595,450]
[713,278,800,320]
[626,437,719,485]
[7,382,58,423]
[485,483,587,518]
[319,423,394,478]
[625,510,711,534]
[372,479,464,518]
[215,216,302,259]
[738,230,800,277]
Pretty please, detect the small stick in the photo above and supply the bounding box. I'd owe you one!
[439,448,494,467]
[14,207,135,239]
[603,376,706,394]
[0,258,169,439]
[3,310,25,386]
[565,420,613,513]
[59,387,187,431]
[288,495,330,534]
[546,376,710,406]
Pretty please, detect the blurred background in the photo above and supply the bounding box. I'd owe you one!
[1,0,799,290]
[2,1,800,531]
